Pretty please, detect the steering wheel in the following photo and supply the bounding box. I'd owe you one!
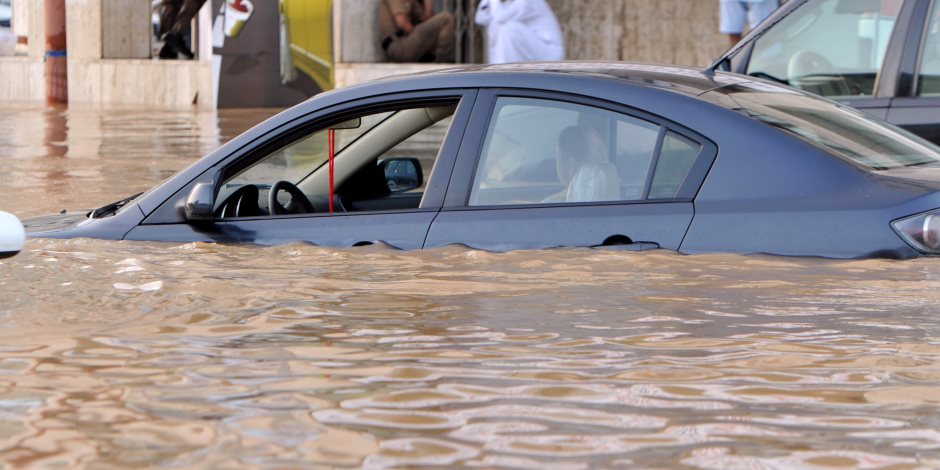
[788,50,834,79]
[787,50,851,96]
[268,180,315,215]
[215,184,263,218]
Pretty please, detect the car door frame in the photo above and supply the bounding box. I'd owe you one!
[889,0,940,140]
[129,88,478,248]
[427,88,718,251]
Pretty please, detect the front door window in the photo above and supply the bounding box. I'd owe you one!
[747,0,904,98]
[215,104,457,218]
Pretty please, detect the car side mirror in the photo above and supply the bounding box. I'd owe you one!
[184,181,217,221]
[0,211,25,259]
[379,158,423,193]
[183,168,223,222]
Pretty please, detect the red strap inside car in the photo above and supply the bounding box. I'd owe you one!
[328,128,335,213]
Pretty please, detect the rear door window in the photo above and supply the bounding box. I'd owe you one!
[650,132,702,199]
[468,97,706,207]
[746,0,904,98]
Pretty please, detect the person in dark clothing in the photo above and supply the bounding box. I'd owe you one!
[156,0,208,59]
[377,0,455,63]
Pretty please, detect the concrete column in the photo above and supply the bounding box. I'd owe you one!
[102,0,151,59]
[27,0,44,58]
[12,0,30,39]
[620,0,726,66]
[340,0,382,63]
[44,0,67,103]
[197,2,212,63]
[65,0,103,60]
[66,0,151,60]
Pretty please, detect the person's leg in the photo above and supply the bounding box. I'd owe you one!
[386,33,433,62]
[386,12,452,62]
[170,0,208,35]
[719,1,746,45]
[157,0,207,59]
[157,0,182,38]
[747,0,779,30]
[433,12,455,63]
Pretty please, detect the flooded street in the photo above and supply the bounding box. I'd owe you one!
[2,105,940,468]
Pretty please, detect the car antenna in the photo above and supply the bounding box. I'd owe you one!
[704,60,724,75]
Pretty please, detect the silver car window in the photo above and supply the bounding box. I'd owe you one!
[226,111,394,188]
[747,0,904,98]
[918,0,940,96]
[468,97,670,207]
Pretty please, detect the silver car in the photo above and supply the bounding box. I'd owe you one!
[714,0,940,144]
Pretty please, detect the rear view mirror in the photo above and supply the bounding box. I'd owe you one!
[0,211,25,259]
[331,117,361,130]
[836,0,879,14]
[379,158,423,192]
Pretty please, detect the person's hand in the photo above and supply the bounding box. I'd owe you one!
[394,12,414,34]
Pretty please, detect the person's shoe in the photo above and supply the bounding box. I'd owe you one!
[158,33,195,60]
[158,40,178,59]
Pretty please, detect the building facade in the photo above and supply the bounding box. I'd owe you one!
[0,0,732,109]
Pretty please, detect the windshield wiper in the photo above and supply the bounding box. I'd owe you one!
[91,192,143,218]
[748,71,790,86]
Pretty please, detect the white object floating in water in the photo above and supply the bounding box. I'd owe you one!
[113,281,163,292]
[0,211,25,259]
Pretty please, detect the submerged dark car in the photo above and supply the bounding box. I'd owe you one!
[22,63,940,259]
[713,0,940,144]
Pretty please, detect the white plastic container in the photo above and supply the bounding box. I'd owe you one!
[0,211,25,258]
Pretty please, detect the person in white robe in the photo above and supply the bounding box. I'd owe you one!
[475,0,564,64]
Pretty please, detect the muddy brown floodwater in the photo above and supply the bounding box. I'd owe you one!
[2,104,940,468]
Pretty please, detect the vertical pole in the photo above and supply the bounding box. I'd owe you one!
[44,0,68,104]
[328,129,335,213]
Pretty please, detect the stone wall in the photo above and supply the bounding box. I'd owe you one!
[0,0,45,102]
[340,0,729,67]
[339,0,384,63]
[548,0,728,67]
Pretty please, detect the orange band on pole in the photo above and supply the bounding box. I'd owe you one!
[328,129,335,213]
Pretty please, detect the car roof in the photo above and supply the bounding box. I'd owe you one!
[372,62,761,97]
[264,61,806,153]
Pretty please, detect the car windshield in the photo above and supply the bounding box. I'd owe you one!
[717,85,940,170]
[745,0,904,99]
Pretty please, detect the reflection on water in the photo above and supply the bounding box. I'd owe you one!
[2,105,940,467]
[0,104,273,218]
